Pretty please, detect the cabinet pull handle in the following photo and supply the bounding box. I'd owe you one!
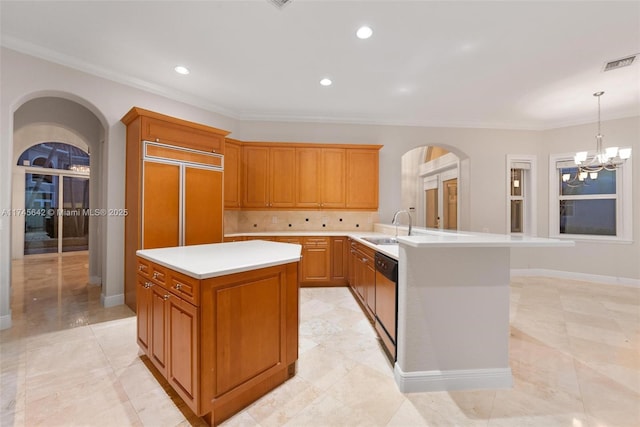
[144,281,153,288]
[163,294,171,300]
[138,265,145,271]
[362,257,367,263]
[175,283,182,290]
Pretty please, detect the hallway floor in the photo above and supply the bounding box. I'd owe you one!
[1,253,639,426]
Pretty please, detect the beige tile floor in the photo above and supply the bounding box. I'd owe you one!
[1,253,639,426]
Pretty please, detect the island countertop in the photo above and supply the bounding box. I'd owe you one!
[136,240,302,280]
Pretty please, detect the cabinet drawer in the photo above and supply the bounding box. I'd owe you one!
[137,258,152,278]
[276,237,302,245]
[151,264,168,285]
[168,271,200,306]
[303,237,329,247]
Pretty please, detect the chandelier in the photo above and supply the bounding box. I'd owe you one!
[563,91,632,185]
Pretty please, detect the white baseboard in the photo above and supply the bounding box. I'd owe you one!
[394,364,513,393]
[101,293,124,308]
[0,313,12,330]
[511,268,640,288]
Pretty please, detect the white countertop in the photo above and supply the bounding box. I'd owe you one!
[137,240,302,279]
[224,228,572,259]
[395,229,574,248]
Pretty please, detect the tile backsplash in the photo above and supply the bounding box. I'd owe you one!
[224,210,379,234]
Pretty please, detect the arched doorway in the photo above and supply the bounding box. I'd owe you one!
[6,95,110,332]
[401,145,467,230]
[17,142,91,255]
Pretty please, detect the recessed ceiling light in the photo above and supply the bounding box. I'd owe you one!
[174,65,190,75]
[320,78,332,86]
[356,26,373,39]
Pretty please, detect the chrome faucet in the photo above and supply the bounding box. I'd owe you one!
[392,210,412,237]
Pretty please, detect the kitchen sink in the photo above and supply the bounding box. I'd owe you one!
[362,237,399,245]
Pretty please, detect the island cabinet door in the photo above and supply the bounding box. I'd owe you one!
[166,295,200,414]
[149,284,169,377]
[136,275,152,353]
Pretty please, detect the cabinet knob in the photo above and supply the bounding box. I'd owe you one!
[175,283,182,290]
[144,281,153,288]
[163,294,171,300]
[362,257,367,263]
[153,272,159,278]
[138,265,144,271]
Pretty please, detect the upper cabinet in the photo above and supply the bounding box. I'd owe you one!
[346,148,379,209]
[295,148,346,209]
[136,112,227,154]
[242,145,296,208]
[224,139,242,209]
[239,142,381,211]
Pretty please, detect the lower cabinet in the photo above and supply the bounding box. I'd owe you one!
[250,236,348,287]
[167,294,199,408]
[137,263,199,409]
[300,237,331,284]
[136,256,299,425]
[347,239,375,319]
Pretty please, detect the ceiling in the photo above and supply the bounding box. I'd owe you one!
[1,0,639,130]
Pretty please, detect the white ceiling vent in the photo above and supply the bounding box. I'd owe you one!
[268,0,293,9]
[603,55,636,72]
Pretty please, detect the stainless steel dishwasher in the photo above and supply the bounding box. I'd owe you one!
[374,252,398,360]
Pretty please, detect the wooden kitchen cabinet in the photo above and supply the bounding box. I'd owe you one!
[140,114,226,154]
[184,165,224,245]
[300,237,331,285]
[122,107,229,310]
[166,290,199,409]
[347,240,375,320]
[321,149,347,208]
[295,148,346,209]
[232,141,380,211]
[330,237,349,285]
[136,253,299,425]
[294,148,321,208]
[242,145,295,208]
[224,139,241,209]
[346,148,379,209]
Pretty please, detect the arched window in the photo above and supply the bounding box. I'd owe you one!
[17,142,89,171]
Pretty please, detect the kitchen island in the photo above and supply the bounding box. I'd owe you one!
[135,240,301,426]
[391,230,573,393]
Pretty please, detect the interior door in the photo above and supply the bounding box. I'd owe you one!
[443,178,458,230]
[425,188,438,228]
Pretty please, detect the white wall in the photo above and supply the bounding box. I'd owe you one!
[0,47,238,328]
[1,46,637,328]
[511,116,640,282]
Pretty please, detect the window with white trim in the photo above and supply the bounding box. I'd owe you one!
[506,155,537,235]
[549,153,632,242]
